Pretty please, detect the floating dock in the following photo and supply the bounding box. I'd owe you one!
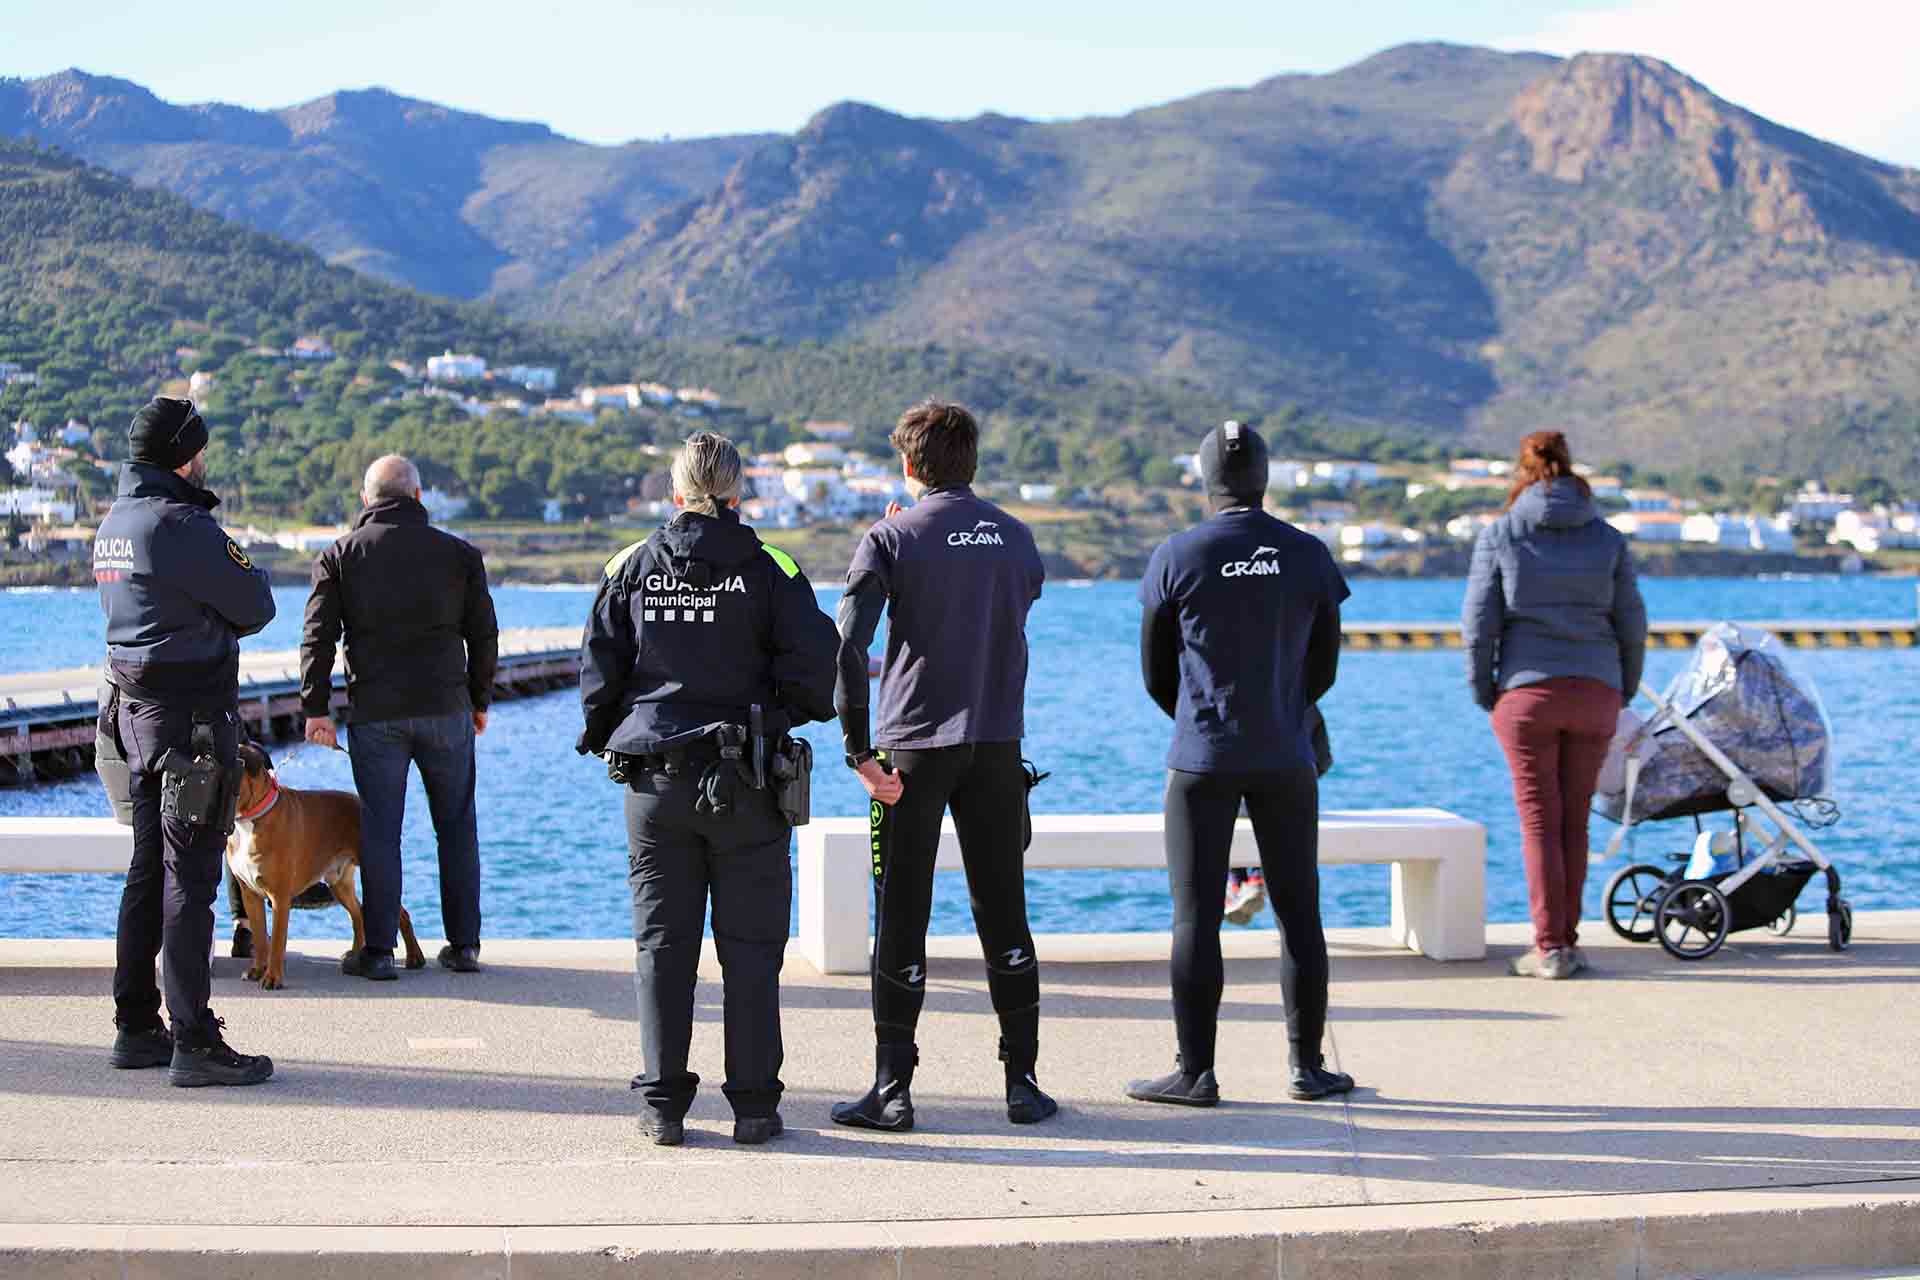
[0,627,578,785]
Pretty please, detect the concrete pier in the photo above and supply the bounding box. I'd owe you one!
[3,914,1918,1277]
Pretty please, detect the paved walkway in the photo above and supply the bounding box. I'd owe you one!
[3,915,1919,1275]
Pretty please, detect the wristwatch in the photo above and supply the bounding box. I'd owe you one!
[844,749,876,769]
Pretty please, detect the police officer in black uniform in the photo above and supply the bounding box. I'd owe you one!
[578,432,837,1148]
[95,397,276,1087]
[1127,421,1354,1108]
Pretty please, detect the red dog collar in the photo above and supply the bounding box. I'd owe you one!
[237,774,281,823]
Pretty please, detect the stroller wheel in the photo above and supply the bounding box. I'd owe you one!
[1766,906,1796,937]
[1654,879,1730,960]
[1828,900,1853,952]
[1603,864,1671,942]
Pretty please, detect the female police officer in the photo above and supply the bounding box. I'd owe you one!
[578,433,838,1147]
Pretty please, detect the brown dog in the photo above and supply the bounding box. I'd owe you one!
[225,743,426,989]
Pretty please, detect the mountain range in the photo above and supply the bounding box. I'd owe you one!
[7,45,1920,477]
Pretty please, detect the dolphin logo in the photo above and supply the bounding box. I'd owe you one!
[974,520,998,531]
[1253,546,1279,559]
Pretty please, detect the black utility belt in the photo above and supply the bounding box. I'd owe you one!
[613,748,719,777]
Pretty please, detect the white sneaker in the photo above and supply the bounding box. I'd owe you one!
[1224,878,1267,925]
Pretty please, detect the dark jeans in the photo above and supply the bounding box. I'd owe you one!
[624,765,791,1120]
[1492,676,1620,952]
[869,741,1039,1053]
[348,711,481,954]
[113,700,239,1043]
[1164,764,1327,1072]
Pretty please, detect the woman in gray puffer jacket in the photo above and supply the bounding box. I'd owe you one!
[1462,432,1647,980]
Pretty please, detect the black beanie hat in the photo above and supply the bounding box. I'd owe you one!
[127,397,208,470]
[1198,420,1269,501]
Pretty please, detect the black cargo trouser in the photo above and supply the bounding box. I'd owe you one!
[624,762,792,1120]
[113,700,239,1045]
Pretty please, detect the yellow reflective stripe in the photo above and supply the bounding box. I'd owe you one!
[762,544,801,579]
[604,541,645,578]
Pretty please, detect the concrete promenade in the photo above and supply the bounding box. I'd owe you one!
[3,915,1919,1277]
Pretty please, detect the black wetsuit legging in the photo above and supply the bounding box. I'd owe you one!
[870,740,1039,1051]
[1164,763,1328,1072]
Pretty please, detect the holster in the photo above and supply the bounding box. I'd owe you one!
[94,679,134,826]
[770,737,813,827]
[159,715,240,834]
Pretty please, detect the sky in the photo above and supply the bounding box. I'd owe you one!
[6,0,1919,166]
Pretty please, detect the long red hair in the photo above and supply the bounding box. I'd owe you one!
[1504,431,1591,511]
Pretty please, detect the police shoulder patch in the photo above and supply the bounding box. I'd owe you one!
[761,544,801,579]
[604,541,646,579]
[226,539,253,571]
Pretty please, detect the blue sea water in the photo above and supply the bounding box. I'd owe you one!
[3,576,1916,942]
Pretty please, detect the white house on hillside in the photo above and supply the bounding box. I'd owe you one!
[427,351,487,382]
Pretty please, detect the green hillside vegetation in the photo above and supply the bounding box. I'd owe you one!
[0,139,1443,524]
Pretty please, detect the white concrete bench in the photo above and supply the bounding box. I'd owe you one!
[0,817,132,873]
[797,808,1486,974]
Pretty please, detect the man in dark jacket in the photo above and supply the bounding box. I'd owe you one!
[95,396,276,1087]
[301,455,499,981]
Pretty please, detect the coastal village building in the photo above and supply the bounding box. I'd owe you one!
[506,365,559,392]
[1,487,76,523]
[426,351,487,382]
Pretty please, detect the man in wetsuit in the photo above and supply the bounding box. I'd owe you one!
[830,399,1056,1132]
[1127,420,1356,1107]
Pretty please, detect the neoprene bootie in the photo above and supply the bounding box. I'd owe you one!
[1288,1047,1355,1101]
[831,1042,917,1132]
[1000,1036,1059,1125]
[1126,1060,1220,1107]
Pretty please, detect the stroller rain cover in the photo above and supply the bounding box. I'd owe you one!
[1597,623,1833,824]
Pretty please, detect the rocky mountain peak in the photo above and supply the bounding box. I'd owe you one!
[1507,53,1830,242]
[277,87,552,148]
[4,69,187,144]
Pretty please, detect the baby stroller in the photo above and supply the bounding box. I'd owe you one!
[1595,623,1850,961]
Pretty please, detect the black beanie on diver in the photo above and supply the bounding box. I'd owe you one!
[1198,420,1269,502]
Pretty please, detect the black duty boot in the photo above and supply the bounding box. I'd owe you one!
[230,923,253,960]
[1288,1049,1355,1101]
[1126,1059,1220,1107]
[342,947,398,981]
[637,1113,685,1146]
[1000,1037,1059,1125]
[110,1022,174,1070]
[831,1043,917,1132]
[733,1113,785,1145]
[169,1016,273,1088]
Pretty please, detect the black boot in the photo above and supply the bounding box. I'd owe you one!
[110,1021,174,1070]
[1288,1046,1354,1101]
[169,1014,273,1088]
[1126,1058,1220,1107]
[1000,1036,1058,1125]
[230,923,253,960]
[831,1043,917,1132]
